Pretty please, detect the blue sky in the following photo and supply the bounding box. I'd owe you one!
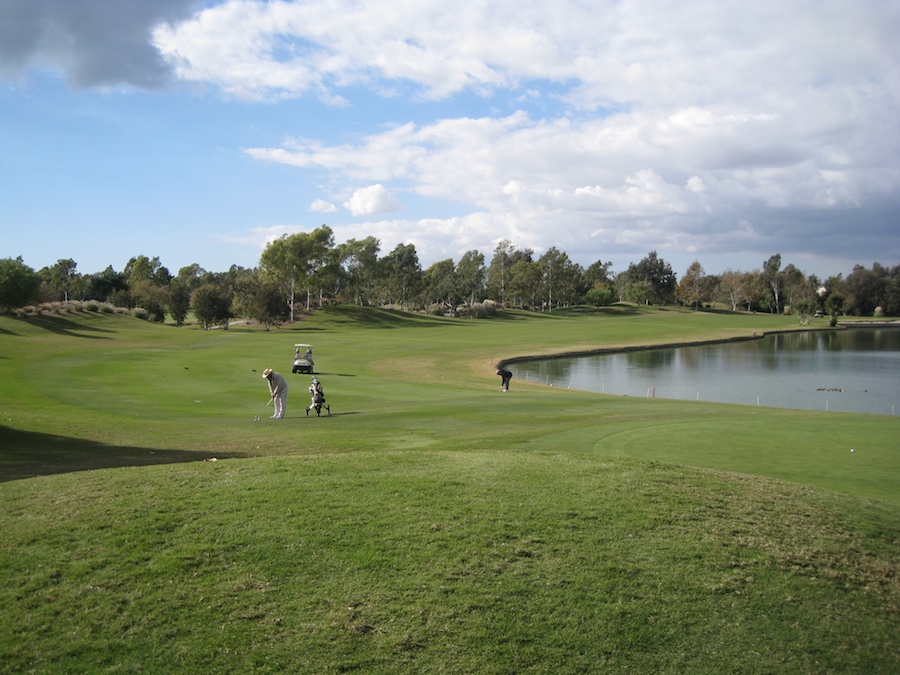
[1,0,898,281]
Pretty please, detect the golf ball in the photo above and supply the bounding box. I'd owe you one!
[850,448,855,453]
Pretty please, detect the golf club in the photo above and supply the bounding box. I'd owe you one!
[253,397,273,421]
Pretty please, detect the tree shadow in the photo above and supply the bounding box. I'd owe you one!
[314,306,451,328]
[0,425,246,482]
[12,314,116,338]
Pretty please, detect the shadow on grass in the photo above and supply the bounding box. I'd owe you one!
[0,425,246,482]
[314,305,453,328]
[12,314,115,338]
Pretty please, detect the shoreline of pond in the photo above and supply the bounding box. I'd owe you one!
[498,320,900,370]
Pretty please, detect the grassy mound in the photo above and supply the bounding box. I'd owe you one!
[1,306,897,672]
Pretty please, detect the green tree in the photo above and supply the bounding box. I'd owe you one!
[379,243,421,310]
[717,269,745,312]
[131,280,169,322]
[585,285,614,309]
[826,291,845,326]
[507,259,541,309]
[487,240,532,304]
[167,279,192,327]
[232,272,286,330]
[43,258,78,301]
[624,251,676,304]
[538,247,581,310]
[624,279,653,305]
[0,257,41,312]
[421,259,457,311]
[677,260,706,309]
[845,263,887,316]
[191,284,233,330]
[124,255,171,287]
[582,259,614,288]
[83,266,128,304]
[260,226,334,320]
[455,250,486,307]
[337,236,381,305]
[761,254,784,314]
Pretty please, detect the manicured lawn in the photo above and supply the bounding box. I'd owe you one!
[1,305,897,672]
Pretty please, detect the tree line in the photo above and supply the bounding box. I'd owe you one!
[2,225,898,326]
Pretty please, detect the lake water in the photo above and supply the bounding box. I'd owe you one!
[511,328,900,416]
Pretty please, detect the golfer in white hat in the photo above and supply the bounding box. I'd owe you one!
[262,368,288,419]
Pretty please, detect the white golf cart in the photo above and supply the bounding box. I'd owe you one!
[292,344,315,374]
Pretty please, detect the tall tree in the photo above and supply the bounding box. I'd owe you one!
[582,259,614,292]
[421,259,457,310]
[487,240,532,304]
[507,259,541,309]
[625,251,677,304]
[379,243,421,310]
[124,255,171,287]
[338,236,381,305]
[677,260,706,309]
[44,258,78,301]
[538,247,581,310]
[455,249,486,306]
[260,227,334,320]
[845,263,887,316]
[761,254,784,314]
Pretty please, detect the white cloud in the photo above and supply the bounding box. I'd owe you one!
[309,199,337,213]
[343,184,403,216]
[4,0,896,277]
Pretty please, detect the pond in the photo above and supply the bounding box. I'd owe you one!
[511,327,900,416]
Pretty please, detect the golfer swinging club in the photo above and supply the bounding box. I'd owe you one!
[262,368,288,419]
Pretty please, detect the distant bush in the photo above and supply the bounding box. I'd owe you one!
[460,300,499,319]
[130,308,150,320]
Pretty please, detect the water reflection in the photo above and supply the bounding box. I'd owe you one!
[513,328,900,415]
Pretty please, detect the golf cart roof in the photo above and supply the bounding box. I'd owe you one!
[294,344,312,349]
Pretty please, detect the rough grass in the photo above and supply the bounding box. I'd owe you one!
[0,305,897,673]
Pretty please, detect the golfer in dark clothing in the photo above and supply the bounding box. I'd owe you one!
[497,368,512,392]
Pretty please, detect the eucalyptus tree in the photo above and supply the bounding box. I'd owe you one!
[303,226,337,309]
[486,240,532,305]
[337,236,381,305]
[124,255,171,286]
[259,225,335,321]
[421,258,457,311]
[536,247,579,310]
[761,253,784,314]
[43,258,78,301]
[677,260,706,309]
[378,243,421,310]
[507,259,542,309]
[455,249,486,306]
[717,269,745,311]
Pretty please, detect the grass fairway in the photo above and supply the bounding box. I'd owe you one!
[1,306,898,672]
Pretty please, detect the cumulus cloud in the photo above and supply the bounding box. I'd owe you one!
[4,0,898,274]
[309,199,337,213]
[343,184,403,216]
